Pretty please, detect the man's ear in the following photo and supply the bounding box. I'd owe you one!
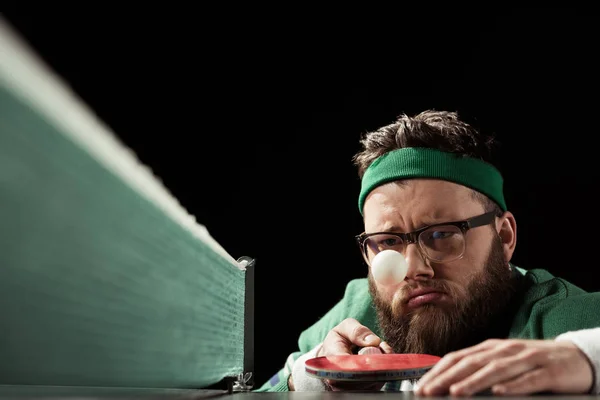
[497,211,517,263]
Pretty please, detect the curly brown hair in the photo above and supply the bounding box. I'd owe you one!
[352,110,503,215]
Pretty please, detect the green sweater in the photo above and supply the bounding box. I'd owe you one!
[256,267,600,392]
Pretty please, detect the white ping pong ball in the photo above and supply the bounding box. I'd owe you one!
[371,250,408,286]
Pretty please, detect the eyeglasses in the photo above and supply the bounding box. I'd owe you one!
[355,211,497,265]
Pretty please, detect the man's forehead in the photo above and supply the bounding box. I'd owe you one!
[363,179,480,230]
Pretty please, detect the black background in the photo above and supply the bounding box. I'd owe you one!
[3,8,600,388]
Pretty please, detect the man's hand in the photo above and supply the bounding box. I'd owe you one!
[318,318,392,357]
[415,338,594,396]
[318,318,393,391]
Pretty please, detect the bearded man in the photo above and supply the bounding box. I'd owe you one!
[255,110,600,396]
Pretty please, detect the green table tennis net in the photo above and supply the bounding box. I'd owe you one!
[0,16,247,391]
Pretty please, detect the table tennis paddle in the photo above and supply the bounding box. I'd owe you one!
[305,353,441,382]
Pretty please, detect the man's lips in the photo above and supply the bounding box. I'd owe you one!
[405,288,447,307]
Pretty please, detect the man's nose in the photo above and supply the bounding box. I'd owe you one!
[404,243,435,281]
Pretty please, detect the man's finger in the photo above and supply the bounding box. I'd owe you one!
[418,345,522,395]
[334,318,380,347]
[447,354,538,396]
[320,332,355,356]
[491,368,549,395]
[416,339,518,391]
[379,341,394,354]
[417,351,467,390]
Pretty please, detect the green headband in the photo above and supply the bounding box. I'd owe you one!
[358,147,506,214]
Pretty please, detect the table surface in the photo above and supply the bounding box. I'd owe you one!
[0,387,599,400]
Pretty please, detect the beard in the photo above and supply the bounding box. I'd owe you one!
[369,234,519,357]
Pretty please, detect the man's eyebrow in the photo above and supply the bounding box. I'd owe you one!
[378,225,403,233]
[378,217,451,233]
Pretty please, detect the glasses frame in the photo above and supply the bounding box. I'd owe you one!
[355,211,497,265]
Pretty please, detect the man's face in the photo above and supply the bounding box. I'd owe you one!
[361,179,516,356]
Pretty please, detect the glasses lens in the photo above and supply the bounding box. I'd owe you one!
[418,225,465,262]
[362,234,404,265]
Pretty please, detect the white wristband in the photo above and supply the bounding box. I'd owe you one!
[291,343,328,391]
